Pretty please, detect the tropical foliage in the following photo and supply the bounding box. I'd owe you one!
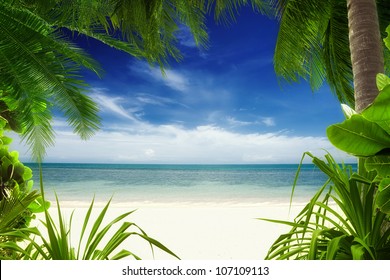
[272,0,390,108]
[261,152,390,259]
[1,0,228,259]
[0,0,271,161]
[0,1,101,161]
[4,0,390,261]
[262,27,390,259]
[3,0,275,260]
[0,118,47,259]
[327,73,390,215]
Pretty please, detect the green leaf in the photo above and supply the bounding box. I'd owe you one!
[1,156,12,180]
[351,244,365,260]
[0,117,7,129]
[0,136,12,145]
[326,235,348,260]
[376,179,390,214]
[384,24,390,52]
[133,233,180,260]
[365,156,390,177]
[327,114,390,156]
[341,104,356,119]
[376,73,390,91]
[353,237,375,259]
[378,178,390,192]
[273,0,354,106]
[362,84,390,134]
[28,196,50,213]
[22,166,33,181]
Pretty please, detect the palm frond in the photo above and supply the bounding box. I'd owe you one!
[377,0,390,75]
[0,2,102,160]
[0,188,40,232]
[273,0,390,106]
[274,1,332,85]
[206,0,274,24]
[46,0,208,66]
[109,0,196,64]
[322,1,354,105]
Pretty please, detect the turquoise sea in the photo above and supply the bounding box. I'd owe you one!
[26,163,353,206]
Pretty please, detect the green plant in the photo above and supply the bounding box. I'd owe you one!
[261,75,390,259]
[3,196,179,260]
[272,0,390,110]
[262,24,390,258]
[326,73,390,215]
[261,152,390,259]
[0,118,48,259]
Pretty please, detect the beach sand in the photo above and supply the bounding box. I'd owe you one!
[35,202,305,260]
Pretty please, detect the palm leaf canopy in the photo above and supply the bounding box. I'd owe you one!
[272,0,390,108]
[0,2,101,161]
[0,0,273,161]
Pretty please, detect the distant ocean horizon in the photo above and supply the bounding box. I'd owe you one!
[25,163,357,207]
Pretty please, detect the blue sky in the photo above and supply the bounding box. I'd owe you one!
[12,8,351,164]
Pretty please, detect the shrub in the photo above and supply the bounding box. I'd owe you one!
[0,118,46,259]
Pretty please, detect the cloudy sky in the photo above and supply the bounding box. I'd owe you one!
[12,8,352,164]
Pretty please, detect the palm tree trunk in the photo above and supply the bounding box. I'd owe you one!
[347,0,384,113]
[347,0,390,235]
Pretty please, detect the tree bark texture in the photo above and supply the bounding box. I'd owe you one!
[347,0,384,113]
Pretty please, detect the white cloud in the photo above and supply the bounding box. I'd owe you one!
[226,116,252,127]
[10,123,352,164]
[261,117,276,127]
[129,61,189,92]
[90,89,139,121]
[226,116,276,128]
[135,93,189,108]
[144,148,155,157]
[151,68,189,92]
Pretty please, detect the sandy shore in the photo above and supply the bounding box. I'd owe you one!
[33,201,305,260]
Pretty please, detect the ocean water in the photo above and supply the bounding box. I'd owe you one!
[26,163,346,206]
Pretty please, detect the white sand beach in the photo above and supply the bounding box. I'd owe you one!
[36,202,305,260]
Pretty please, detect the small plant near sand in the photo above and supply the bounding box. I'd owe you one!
[261,73,390,259]
[4,195,179,260]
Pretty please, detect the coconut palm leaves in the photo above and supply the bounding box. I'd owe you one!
[1,0,273,161]
[0,0,209,161]
[44,0,207,64]
[272,0,390,108]
[262,73,390,260]
[0,2,102,161]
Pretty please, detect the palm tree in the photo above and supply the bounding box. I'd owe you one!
[273,0,389,112]
[264,0,390,259]
[347,0,384,112]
